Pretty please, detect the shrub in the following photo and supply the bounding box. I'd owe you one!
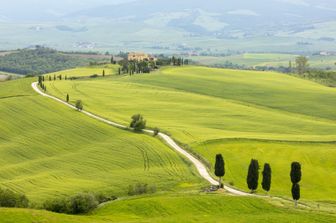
[68,193,98,214]
[43,198,69,213]
[94,193,117,204]
[128,183,156,196]
[153,127,160,136]
[0,188,29,208]
[90,74,99,78]
[130,114,146,131]
[43,192,116,214]
[75,100,83,111]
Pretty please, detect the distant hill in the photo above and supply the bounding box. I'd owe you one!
[0,0,336,52]
[0,47,101,75]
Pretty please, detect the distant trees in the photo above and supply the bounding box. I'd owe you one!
[130,114,146,131]
[295,56,309,75]
[214,154,225,188]
[290,162,302,207]
[38,76,43,86]
[171,56,186,66]
[247,159,259,193]
[261,163,271,193]
[0,47,93,75]
[75,100,83,111]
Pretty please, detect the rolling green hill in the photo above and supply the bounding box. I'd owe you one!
[1,194,336,223]
[0,78,203,204]
[44,66,336,201]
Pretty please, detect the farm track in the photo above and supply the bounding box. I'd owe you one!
[31,82,262,197]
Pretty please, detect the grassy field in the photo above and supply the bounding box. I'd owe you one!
[194,139,336,200]
[1,194,335,223]
[46,64,119,78]
[45,66,336,201]
[189,53,336,70]
[0,78,203,205]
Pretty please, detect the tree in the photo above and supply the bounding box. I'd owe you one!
[295,56,309,75]
[214,154,225,188]
[102,70,105,77]
[38,76,43,86]
[118,68,121,75]
[247,159,259,193]
[75,100,83,111]
[130,114,146,131]
[261,163,271,193]
[290,162,301,184]
[54,75,56,81]
[49,76,52,81]
[291,183,300,207]
[290,162,302,207]
[111,56,114,64]
[66,94,69,103]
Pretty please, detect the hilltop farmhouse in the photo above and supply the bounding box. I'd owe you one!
[128,52,157,62]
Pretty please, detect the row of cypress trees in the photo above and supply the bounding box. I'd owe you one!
[214,154,301,206]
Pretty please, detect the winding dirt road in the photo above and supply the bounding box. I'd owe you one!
[32,82,252,196]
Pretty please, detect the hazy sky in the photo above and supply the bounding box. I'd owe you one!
[0,0,136,15]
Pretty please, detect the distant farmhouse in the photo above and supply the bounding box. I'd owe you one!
[128,52,157,62]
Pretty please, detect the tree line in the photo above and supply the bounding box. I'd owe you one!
[214,154,302,207]
[0,46,99,75]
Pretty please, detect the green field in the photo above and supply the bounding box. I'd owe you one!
[1,194,336,223]
[0,78,203,204]
[189,53,336,70]
[45,66,336,201]
[46,64,119,78]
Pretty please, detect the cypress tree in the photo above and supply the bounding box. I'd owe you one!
[261,163,271,193]
[66,94,69,103]
[103,70,105,77]
[292,183,300,207]
[247,159,259,193]
[214,154,225,188]
[290,162,302,207]
[38,76,42,86]
[290,162,301,184]
[118,68,121,75]
[54,75,56,81]
[49,76,51,81]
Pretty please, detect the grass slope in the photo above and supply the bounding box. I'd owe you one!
[45,66,336,201]
[0,78,203,204]
[1,194,335,223]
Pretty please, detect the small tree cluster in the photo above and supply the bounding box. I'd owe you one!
[130,114,146,131]
[171,56,188,66]
[0,188,29,208]
[43,192,115,214]
[118,59,155,75]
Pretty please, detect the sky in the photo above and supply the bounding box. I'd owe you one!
[0,0,136,15]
